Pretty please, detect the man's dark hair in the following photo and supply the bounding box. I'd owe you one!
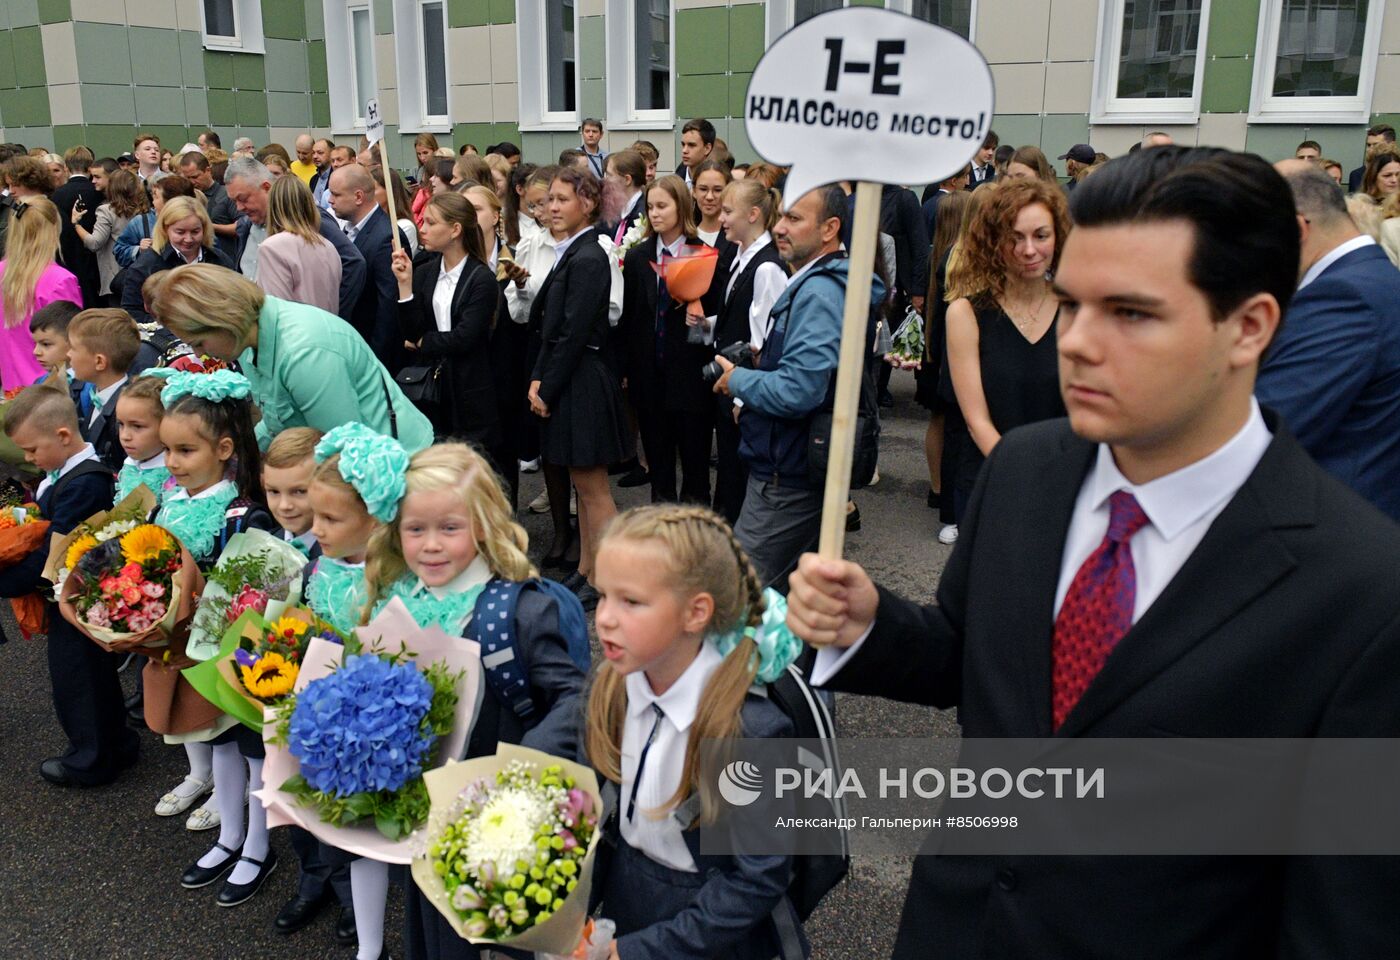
[1368,124,1396,143]
[91,157,118,175]
[1296,139,1322,154]
[200,129,221,148]
[994,144,1014,166]
[982,129,999,149]
[63,145,94,173]
[1069,146,1300,321]
[580,118,603,132]
[1278,162,1349,228]
[816,184,847,234]
[29,299,81,335]
[179,150,210,171]
[682,118,716,147]
[0,144,25,164]
[487,141,521,159]
[558,148,583,165]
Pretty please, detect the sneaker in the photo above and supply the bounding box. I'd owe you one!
[519,458,541,474]
[186,793,221,831]
[527,490,550,514]
[869,466,879,486]
[937,524,958,545]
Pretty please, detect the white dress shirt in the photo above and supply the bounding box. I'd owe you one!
[725,232,789,349]
[344,207,377,242]
[697,227,720,247]
[813,400,1273,685]
[241,223,266,280]
[90,376,128,426]
[620,642,724,872]
[1297,234,1376,292]
[432,255,467,333]
[36,443,100,500]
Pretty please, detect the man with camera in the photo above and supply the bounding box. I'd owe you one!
[712,184,884,586]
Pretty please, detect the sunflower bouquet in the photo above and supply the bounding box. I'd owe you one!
[257,597,484,862]
[411,744,604,954]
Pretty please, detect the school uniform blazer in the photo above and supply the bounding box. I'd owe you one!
[619,236,714,413]
[529,226,613,410]
[84,382,127,471]
[823,413,1400,959]
[461,588,586,762]
[598,690,806,960]
[398,252,501,449]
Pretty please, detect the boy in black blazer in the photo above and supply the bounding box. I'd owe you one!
[0,385,135,786]
[67,308,143,471]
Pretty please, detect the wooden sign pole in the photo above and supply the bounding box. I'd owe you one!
[378,137,403,255]
[817,179,881,559]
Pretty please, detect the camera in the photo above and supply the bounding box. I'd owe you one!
[701,341,756,383]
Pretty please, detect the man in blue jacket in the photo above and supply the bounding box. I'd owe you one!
[1257,159,1400,522]
[712,184,884,585]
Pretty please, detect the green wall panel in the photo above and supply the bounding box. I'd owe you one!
[453,122,496,152]
[12,26,47,86]
[373,0,394,35]
[53,123,84,149]
[86,124,139,157]
[989,114,1043,151]
[449,0,490,28]
[74,22,129,84]
[232,52,267,91]
[37,0,70,25]
[1243,123,1312,161]
[80,83,135,126]
[311,91,331,127]
[728,72,751,119]
[129,27,183,87]
[207,88,237,124]
[135,85,188,125]
[676,8,728,76]
[184,87,209,127]
[265,37,310,92]
[261,0,306,39]
[9,0,39,29]
[307,40,328,93]
[488,0,514,24]
[582,78,605,120]
[580,16,605,81]
[205,52,235,90]
[235,88,269,126]
[179,30,206,87]
[0,34,17,88]
[0,86,50,127]
[268,91,312,127]
[676,73,728,120]
[730,4,765,73]
[1206,0,1261,60]
[1201,57,1252,114]
[305,0,325,40]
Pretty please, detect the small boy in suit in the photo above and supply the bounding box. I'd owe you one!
[67,308,142,471]
[28,300,95,418]
[0,384,136,786]
[263,427,323,560]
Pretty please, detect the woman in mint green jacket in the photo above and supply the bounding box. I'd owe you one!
[147,263,433,452]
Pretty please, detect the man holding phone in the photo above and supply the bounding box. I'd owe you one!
[51,144,104,306]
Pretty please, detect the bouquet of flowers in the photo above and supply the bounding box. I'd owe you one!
[884,304,927,370]
[651,244,719,323]
[412,744,604,954]
[614,214,648,270]
[186,529,308,662]
[0,480,50,637]
[256,597,483,862]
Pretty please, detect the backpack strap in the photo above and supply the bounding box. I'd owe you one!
[50,459,114,502]
[469,578,536,722]
[218,500,251,554]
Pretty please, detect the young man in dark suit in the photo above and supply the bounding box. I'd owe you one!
[51,145,104,307]
[789,147,1400,959]
[1258,160,1400,522]
[0,386,135,787]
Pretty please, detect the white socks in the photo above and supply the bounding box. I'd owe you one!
[227,756,269,886]
[186,741,213,782]
[351,858,389,960]
[197,742,246,868]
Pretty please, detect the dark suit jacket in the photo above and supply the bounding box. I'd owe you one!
[399,252,501,448]
[619,236,714,413]
[122,244,236,324]
[53,175,104,306]
[824,415,1400,959]
[83,382,127,471]
[1348,165,1365,194]
[234,216,365,325]
[921,188,948,239]
[530,227,612,409]
[0,459,113,598]
[347,205,400,367]
[1256,243,1400,521]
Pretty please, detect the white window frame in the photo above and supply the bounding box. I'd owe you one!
[518,0,582,132]
[392,0,452,134]
[200,0,265,54]
[767,0,977,45]
[604,0,675,130]
[1248,0,1383,124]
[325,0,377,133]
[1090,0,1211,124]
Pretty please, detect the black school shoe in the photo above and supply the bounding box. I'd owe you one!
[335,906,357,945]
[217,849,280,907]
[181,842,243,889]
[274,889,329,935]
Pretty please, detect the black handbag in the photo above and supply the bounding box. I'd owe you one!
[807,410,880,490]
[395,362,445,407]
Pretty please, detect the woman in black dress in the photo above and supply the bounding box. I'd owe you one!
[945,178,1071,524]
[528,168,630,598]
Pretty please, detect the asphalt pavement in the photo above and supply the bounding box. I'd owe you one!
[0,371,956,960]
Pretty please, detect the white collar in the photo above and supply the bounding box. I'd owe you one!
[350,206,378,235]
[68,174,90,181]
[1084,399,1272,542]
[656,233,685,258]
[734,231,773,271]
[284,528,317,548]
[94,376,127,408]
[172,245,204,265]
[124,450,166,470]
[410,554,493,600]
[554,224,593,258]
[624,642,724,730]
[53,444,99,480]
[1298,234,1376,291]
[622,192,642,218]
[165,478,234,503]
[438,254,468,283]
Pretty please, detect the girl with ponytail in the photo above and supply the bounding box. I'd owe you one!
[586,504,809,959]
[711,180,790,524]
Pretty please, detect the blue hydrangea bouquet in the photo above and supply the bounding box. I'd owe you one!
[256,598,484,863]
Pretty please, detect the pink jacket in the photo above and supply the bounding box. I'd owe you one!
[0,261,81,390]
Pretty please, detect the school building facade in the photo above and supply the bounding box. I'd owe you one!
[0,0,1395,174]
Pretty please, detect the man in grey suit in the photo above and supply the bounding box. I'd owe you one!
[789,147,1400,959]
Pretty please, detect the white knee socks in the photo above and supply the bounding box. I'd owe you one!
[196,742,246,868]
[351,858,389,960]
[185,741,212,781]
[226,756,270,885]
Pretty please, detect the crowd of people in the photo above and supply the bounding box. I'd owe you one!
[2,111,1400,960]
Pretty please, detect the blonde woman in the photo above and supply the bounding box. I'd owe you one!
[257,174,341,313]
[121,196,233,324]
[1378,192,1400,264]
[0,196,80,386]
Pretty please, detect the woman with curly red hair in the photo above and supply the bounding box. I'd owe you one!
[944,178,1070,524]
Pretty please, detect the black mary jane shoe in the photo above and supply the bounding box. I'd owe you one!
[335,906,357,946]
[274,889,329,935]
[216,849,280,907]
[180,841,243,889]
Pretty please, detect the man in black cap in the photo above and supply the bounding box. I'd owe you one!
[116,153,138,172]
[1058,143,1097,190]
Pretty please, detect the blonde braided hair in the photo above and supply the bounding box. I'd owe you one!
[584,504,766,826]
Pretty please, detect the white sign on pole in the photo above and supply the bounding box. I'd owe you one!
[745,8,995,202]
[365,98,385,146]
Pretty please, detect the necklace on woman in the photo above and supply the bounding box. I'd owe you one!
[1005,285,1051,332]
